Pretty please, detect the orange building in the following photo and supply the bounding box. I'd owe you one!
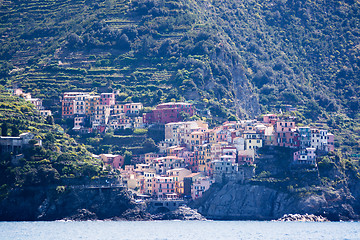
[62,96,75,118]
[62,92,89,118]
[85,95,100,116]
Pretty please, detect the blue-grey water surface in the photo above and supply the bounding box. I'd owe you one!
[0,221,359,240]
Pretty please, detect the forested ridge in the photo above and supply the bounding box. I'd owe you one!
[0,0,359,157]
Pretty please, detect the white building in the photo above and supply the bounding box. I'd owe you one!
[311,129,328,151]
[293,147,317,165]
[74,94,89,115]
[40,110,52,117]
[191,177,213,199]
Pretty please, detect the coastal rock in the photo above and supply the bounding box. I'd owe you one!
[276,214,328,222]
[152,206,206,221]
[63,209,98,221]
[0,186,147,221]
[195,181,359,221]
[120,208,152,221]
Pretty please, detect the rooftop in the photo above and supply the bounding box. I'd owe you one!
[101,154,120,158]
[158,102,192,106]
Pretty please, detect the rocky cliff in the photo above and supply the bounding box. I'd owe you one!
[0,186,207,221]
[0,186,150,221]
[194,182,360,221]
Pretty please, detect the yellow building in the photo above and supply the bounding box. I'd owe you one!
[244,130,263,150]
[167,168,192,196]
[207,129,217,144]
[189,131,205,150]
[113,104,125,114]
[143,171,156,195]
[195,144,211,173]
[85,95,100,115]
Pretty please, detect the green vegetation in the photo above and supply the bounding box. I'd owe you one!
[1,0,358,117]
[251,146,360,200]
[0,1,359,167]
[0,89,109,194]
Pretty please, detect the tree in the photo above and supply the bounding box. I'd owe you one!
[122,150,132,168]
[228,115,237,121]
[11,125,19,137]
[304,100,321,121]
[67,33,83,50]
[143,138,158,153]
[44,132,56,144]
[46,115,54,125]
[179,111,190,121]
[116,34,131,50]
[1,122,8,136]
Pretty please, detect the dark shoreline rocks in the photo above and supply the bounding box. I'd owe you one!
[60,206,206,221]
[194,181,360,221]
[0,185,206,221]
[0,186,148,221]
[275,214,329,222]
[151,206,206,221]
[1,181,359,222]
[62,209,98,221]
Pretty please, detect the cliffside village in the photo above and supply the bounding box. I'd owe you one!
[3,89,335,200]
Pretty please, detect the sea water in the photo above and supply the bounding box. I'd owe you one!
[0,220,359,240]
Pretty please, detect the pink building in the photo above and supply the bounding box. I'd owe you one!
[216,129,228,142]
[62,92,88,118]
[292,129,300,148]
[153,176,175,198]
[263,114,278,124]
[275,121,297,147]
[144,152,166,164]
[143,102,194,124]
[327,133,335,152]
[185,151,198,172]
[124,103,143,115]
[238,149,255,165]
[73,116,85,130]
[100,154,124,169]
[62,96,74,118]
[100,93,115,106]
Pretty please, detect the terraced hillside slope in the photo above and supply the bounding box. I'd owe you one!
[0,88,111,192]
[0,0,359,154]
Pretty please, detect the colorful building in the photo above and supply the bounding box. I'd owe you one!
[167,168,192,196]
[275,121,296,147]
[238,149,255,165]
[100,93,115,106]
[73,94,89,115]
[191,177,213,199]
[327,133,335,152]
[298,127,311,148]
[144,102,194,124]
[153,176,175,198]
[100,154,124,169]
[85,95,100,116]
[243,130,263,150]
[263,114,278,124]
[62,92,89,118]
[311,129,328,151]
[293,148,316,165]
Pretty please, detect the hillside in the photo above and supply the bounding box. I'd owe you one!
[194,146,360,221]
[0,0,359,157]
[0,88,111,195]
